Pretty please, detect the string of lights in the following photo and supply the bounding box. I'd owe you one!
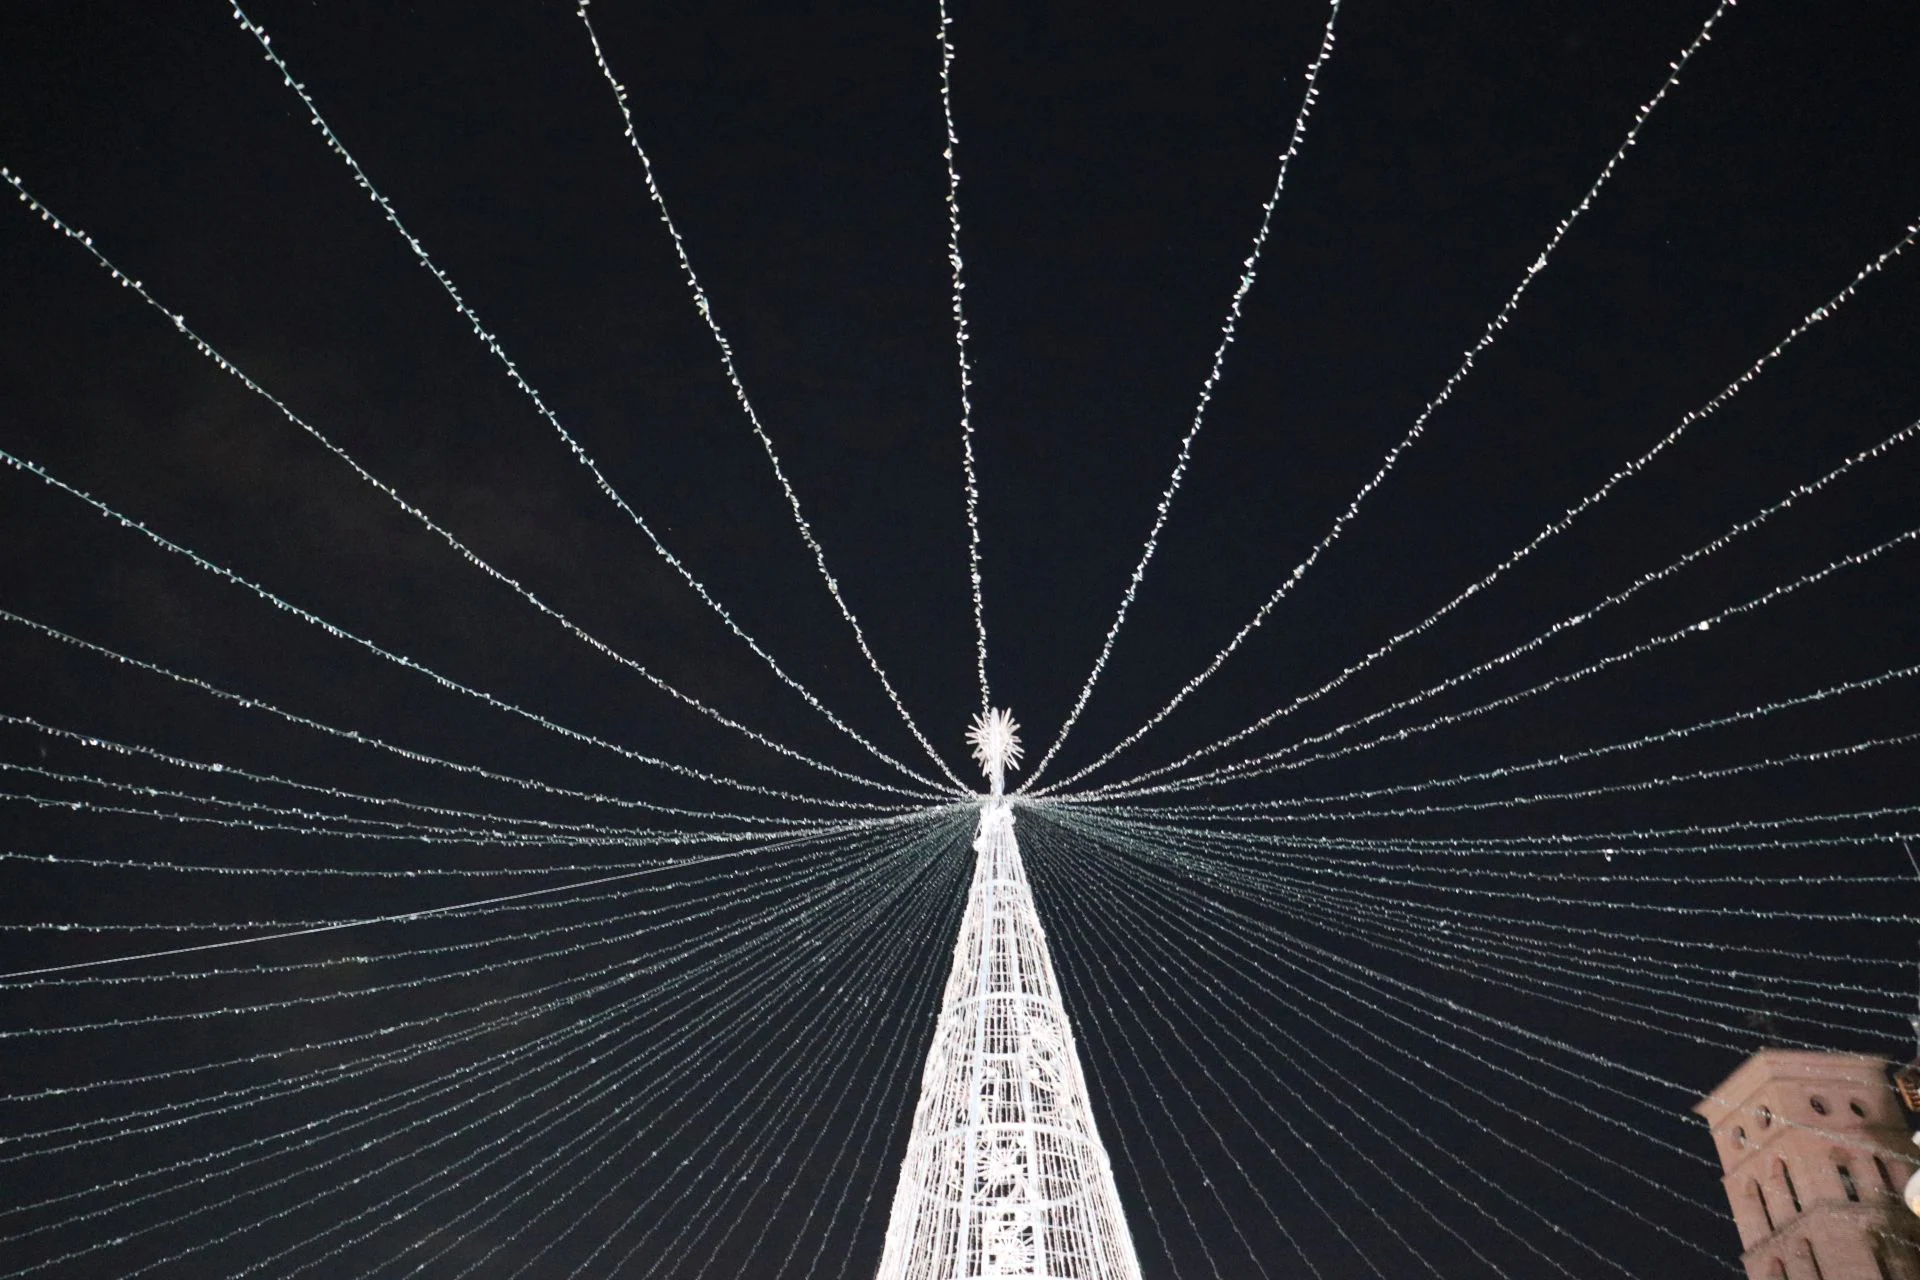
[1023,0,1345,789]
[1038,0,1745,794]
[573,3,964,791]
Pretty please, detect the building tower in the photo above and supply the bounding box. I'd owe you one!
[876,710,1143,1279]
[1696,1048,1920,1279]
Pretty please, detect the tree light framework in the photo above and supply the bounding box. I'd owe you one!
[876,712,1142,1279]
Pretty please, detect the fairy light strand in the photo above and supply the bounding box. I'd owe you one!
[1042,833,1714,1274]
[0,608,898,819]
[1037,0,1745,794]
[933,0,992,714]
[0,172,940,802]
[3,824,956,1258]
[1063,409,1920,798]
[1114,528,1920,799]
[1041,832,1735,1244]
[0,441,934,809]
[572,2,964,791]
[1023,0,1345,789]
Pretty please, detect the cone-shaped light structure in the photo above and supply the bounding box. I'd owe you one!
[876,711,1142,1279]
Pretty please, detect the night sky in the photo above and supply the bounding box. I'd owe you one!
[3,1,1919,1276]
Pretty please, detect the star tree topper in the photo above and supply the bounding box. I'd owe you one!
[966,707,1022,797]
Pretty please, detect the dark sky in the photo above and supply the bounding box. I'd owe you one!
[2,1,1919,1276]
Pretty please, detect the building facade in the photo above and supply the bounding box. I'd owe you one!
[1697,1049,1920,1280]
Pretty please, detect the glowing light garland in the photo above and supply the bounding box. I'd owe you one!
[0,711,837,838]
[213,7,956,799]
[0,440,939,808]
[9,834,957,1278]
[1059,817,1914,1188]
[574,2,964,791]
[934,0,993,715]
[0,834,902,1172]
[1041,836,1704,1278]
[1023,0,1345,789]
[1125,840,1920,1166]
[1037,0,1745,793]
[232,840,955,1280]
[1034,835,1736,1258]
[1065,410,1920,799]
[0,608,898,819]
[0,174,943,806]
[1106,530,1920,800]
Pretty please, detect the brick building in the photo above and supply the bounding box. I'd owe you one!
[1697,1049,1920,1279]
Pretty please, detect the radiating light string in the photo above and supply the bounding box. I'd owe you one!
[213,9,956,799]
[1023,0,1345,789]
[0,836,933,936]
[0,445,935,810]
[0,819,932,1157]
[1,825,912,998]
[482,834,962,1280]
[1113,832,1920,1168]
[0,810,950,981]
[1046,847,1551,1279]
[1243,870,1899,1047]
[1100,827,1914,979]
[1097,865,1920,1028]
[1046,808,1920,866]
[1121,826,1905,1048]
[1038,0,1746,793]
[0,171,942,804]
[0,824,942,1043]
[0,712,841,837]
[0,608,883,823]
[1043,890,1293,1280]
[574,843,961,1280]
[275,829,959,1280]
[933,0,992,714]
[1039,826,1722,1276]
[0,821,960,1274]
[1091,802,1920,857]
[0,774,853,853]
[0,759,782,847]
[1066,413,1920,798]
[0,828,900,1157]
[1038,811,1723,1147]
[573,3,965,792]
[1078,801,1910,901]
[0,830,935,1257]
[1054,817,1728,1165]
[1109,728,1920,824]
[1259,881,1920,1169]
[1053,821,1743,1231]
[1035,825,1737,1264]
[1025,828,1379,1280]
[1102,825,1920,925]
[17,858,933,1280]
[0,899,872,1260]
[1110,555,1920,803]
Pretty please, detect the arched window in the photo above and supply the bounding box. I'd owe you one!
[1838,1163,1860,1202]
[1876,1156,1896,1192]
[1810,1096,1829,1115]
[1752,1180,1775,1233]
[1802,1239,1825,1280]
[1779,1159,1803,1214]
